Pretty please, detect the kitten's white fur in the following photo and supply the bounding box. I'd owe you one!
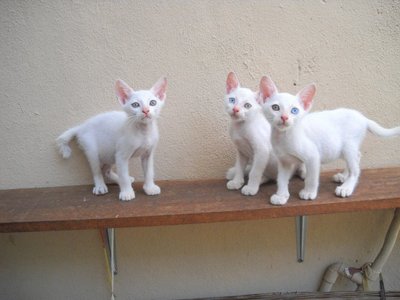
[56,77,167,201]
[258,75,400,205]
[224,72,278,195]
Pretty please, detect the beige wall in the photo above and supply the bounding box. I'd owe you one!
[1,1,399,299]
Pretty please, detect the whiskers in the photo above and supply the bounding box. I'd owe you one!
[126,114,140,125]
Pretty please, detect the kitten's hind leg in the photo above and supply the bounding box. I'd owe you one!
[260,174,270,185]
[227,152,247,190]
[335,148,360,197]
[333,151,361,184]
[84,149,108,195]
[104,165,134,184]
[296,163,307,180]
[333,168,349,183]
[226,165,250,181]
[226,167,236,180]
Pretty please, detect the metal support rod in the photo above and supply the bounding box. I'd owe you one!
[107,228,118,275]
[109,228,116,300]
[296,215,308,263]
[100,228,117,300]
[100,228,118,276]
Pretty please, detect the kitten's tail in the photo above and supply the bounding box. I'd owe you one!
[367,119,400,137]
[56,127,79,159]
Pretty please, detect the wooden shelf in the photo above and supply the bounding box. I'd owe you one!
[1,168,399,233]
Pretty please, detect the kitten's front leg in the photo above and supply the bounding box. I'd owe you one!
[116,155,135,201]
[141,150,161,196]
[299,156,320,200]
[270,161,292,205]
[241,152,269,196]
[227,152,247,190]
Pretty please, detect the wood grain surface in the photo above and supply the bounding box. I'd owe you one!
[1,168,399,232]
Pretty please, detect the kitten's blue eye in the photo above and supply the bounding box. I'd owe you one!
[149,100,157,106]
[229,97,235,104]
[244,103,252,109]
[131,102,140,108]
[272,104,280,111]
[291,107,299,115]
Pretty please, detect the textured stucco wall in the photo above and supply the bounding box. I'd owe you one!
[1,1,399,299]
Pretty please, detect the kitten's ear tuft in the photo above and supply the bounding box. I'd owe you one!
[226,72,240,94]
[297,83,316,111]
[151,76,167,101]
[259,76,278,103]
[115,79,134,105]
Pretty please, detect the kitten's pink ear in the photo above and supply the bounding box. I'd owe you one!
[226,72,240,94]
[151,76,167,101]
[297,83,316,111]
[259,76,278,103]
[115,79,134,105]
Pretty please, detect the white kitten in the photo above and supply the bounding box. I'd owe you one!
[56,77,167,201]
[258,75,400,205]
[225,72,278,196]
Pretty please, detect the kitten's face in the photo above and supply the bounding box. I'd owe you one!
[225,72,261,122]
[258,75,316,132]
[115,77,167,124]
[225,87,260,122]
[124,90,164,123]
[263,93,305,131]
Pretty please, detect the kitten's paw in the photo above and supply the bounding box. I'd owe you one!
[143,184,161,196]
[270,194,289,206]
[104,170,134,184]
[333,173,347,183]
[119,189,135,201]
[299,189,317,200]
[227,179,244,190]
[241,185,259,196]
[335,185,354,198]
[93,184,108,195]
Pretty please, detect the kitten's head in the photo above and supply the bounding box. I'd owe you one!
[224,72,261,122]
[115,77,167,123]
[257,75,316,131]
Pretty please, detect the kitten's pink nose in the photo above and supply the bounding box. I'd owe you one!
[142,107,150,115]
[233,106,240,114]
[281,115,288,123]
